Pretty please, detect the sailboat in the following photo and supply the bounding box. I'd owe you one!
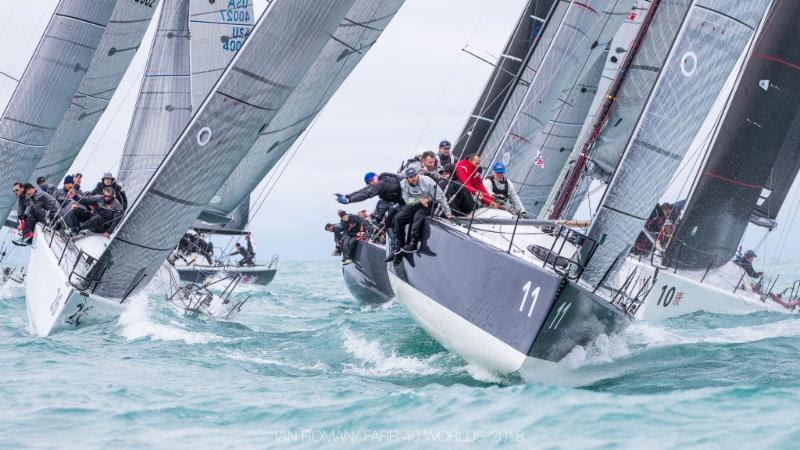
[609,0,800,320]
[0,1,125,227]
[387,0,773,376]
[25,0,357,336]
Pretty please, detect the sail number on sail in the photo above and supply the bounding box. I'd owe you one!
[133,0,156,7]
[220,0,251,23]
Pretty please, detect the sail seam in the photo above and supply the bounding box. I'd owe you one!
[55,13,109,29]
[150,188,205,207]
[600,204,648,221]
[218,92,276,111]
[115,237,174,252]
[693,5,754,30]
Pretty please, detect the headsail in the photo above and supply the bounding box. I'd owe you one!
[505,0,635,216]
[117,0,193,202]
[0,1,119,223]
[451,0,558,160]
[89,0,355,299]
[667,0,800,270]
[581,0,773,286]
[32,0,160,184]
[205,0,406,217]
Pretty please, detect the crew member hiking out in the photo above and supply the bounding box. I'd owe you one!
[36,176,56,196]
[18,183,57,244]
[436,140,452,167]
[437,164,477,216]
[338,210,363,265]
[393,166,453,260]
[336,171,405,248]
[483,162,528,217]
[455,153,497,208]
[90,172,128,210]
[71,187,125,237]
[325,222,344,256]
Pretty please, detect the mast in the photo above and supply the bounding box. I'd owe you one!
[205,0,406,218]
[31,1,161,183]
[0,1,119,223]
[580,0,773,287]
[89,0,355,300]
[667,0,800,270]
[504,0,636,216]
[451,0,557,160]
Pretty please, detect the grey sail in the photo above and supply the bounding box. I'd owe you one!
[541,1,652,218]
[0,0,119,223]
[582,0,772,287]
[666,0,800,270]
[206,0,405,217]
[32,1,160,184]
[189,0,256,114]
[193,195,250,235]
[117,0,192,203]
[451,0,558,160]
[487,0,635,186]
[478,1,571,163]
[89,0,355,299]
[507,0,634,216]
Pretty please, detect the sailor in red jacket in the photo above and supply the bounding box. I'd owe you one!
[455,153,497,207]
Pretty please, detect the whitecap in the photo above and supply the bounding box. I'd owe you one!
[341,328,445,376]
[118,295,228,345]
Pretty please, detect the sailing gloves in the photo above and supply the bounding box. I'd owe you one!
[335,194,349,204]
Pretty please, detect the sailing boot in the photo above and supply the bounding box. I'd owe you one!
[402,238,418,253]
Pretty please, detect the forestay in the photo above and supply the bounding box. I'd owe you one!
[0,1,118,223]
[89,0,355,299]
[451,0,558,161]
[506,0,634,217]
[117,0,192,202]
[582,0,773,286]
[206,0,405,217]
[32,0,160,184]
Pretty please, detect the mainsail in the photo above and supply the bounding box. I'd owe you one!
[117,0,194,202]
[205,0,406,217]
[581,0,773,286]
[451,0,557,160]
[32,1,160,183]
[505,0,634,216]
[88,0,355,299]
[667,0,800,270]
[189,0,256,114]
[0,1,119,223]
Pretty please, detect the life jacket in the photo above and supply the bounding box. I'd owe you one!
[486,176,509,203]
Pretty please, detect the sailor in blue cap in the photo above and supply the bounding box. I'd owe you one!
[483,162,528,218]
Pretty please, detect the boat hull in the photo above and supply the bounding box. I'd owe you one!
[389,219,629,375]
[26,228,127,337]
[175,265,277,286]
[342,241,393,304]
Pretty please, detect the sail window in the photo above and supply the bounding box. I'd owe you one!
[197,127,213,146]
[680,51,697,77]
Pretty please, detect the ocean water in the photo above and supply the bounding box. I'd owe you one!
[1,261,800,449]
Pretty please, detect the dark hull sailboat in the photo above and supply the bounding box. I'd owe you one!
[175,262,278,286]
[388,213,630,374]
[341,241,393,304]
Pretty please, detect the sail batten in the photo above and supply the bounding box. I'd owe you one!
[0,0,120,223]
[581,0,773,286]
[206,0,406,217]
[92,0,356,299]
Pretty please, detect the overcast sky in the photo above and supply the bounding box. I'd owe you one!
[53,0,800,269]
[66,0,528,261]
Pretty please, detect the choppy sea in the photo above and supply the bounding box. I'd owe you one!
[1,261,799,449]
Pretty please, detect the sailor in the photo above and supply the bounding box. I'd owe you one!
[36,176,57,196]
[436,140,452,167]
[483,162,528,217]
[393,166,454,256]
[90,172,128,210]
[419,151,440,181]
[335,171,405,238]
[18,183,57,244]
[73,186,125,237]
[734,250,763,278]
[324,222,344,256]
[53,175,82,229]
[437,164,477,216]
[358,209,380,238]
[228,234,255,266]
[454,153,497,208]
[338,210,363,265]
[72,173,84,196]
[398,154,423,174]
[12,182,28,221]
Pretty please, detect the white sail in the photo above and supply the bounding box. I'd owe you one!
[189,0,256,114]
[32,1,161,184]
[582,0,773,286]
[117,0,192,202]
[206,0,406,217]
[86,0,355,299]
[0,0,119,223]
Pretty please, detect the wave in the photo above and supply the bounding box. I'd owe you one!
[341,328,449,377]
[118,295,229,345]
